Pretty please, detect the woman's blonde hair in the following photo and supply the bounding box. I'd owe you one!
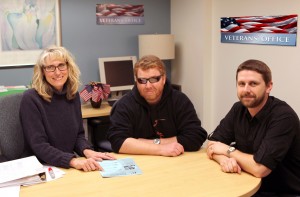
[32,45,81,102]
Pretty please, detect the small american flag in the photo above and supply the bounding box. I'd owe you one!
[221,14,297,34]
[79,85,92,102]
[92,86,101,102]
[80,82,111,102]
[101,84,110,99]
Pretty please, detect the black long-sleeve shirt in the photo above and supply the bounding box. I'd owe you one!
[20,88,92,168]
[209,96,300,194]
[108,80,207,152]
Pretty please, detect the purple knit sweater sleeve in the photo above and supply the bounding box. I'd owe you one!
[19,89,92,168]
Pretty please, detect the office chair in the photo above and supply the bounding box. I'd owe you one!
[88,116,113,152]
[0,93,31,162]
[171,84,182,91]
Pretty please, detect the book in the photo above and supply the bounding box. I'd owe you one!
[99,158,142,178]
[0,156,46,187]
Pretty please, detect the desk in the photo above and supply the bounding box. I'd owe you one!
[81,102,112,141]
[20,149,261,197]
[81,102,111,118]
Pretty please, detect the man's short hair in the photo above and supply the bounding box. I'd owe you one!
[134,55,166,77]
[236,59,272,85]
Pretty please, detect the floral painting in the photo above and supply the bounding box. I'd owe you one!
[0,0,61,67]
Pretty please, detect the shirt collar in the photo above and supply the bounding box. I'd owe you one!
[247,96,273,121]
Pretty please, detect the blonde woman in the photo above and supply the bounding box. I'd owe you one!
[20,46,115,171]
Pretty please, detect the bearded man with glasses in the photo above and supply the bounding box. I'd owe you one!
[107,55,207,156]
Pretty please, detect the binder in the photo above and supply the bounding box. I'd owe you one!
[0,156,46,187]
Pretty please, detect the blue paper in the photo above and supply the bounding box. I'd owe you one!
[99,158,142,178]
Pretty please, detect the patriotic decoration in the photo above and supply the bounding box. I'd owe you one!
[80,82,110,103]
[79,86,92,102]
[96,4,144,25]
[220,14,297,46]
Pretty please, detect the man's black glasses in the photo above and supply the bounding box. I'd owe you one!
[137,75,162,84]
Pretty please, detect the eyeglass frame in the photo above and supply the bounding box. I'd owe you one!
[136,75,163,84]
[43,63,68,72]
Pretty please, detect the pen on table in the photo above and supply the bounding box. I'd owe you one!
[48,167,56,179]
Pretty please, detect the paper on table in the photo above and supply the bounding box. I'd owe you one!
[0,185,20,197]
[0,156,46,187]
[42,165,66,182]
[99,158,142,178]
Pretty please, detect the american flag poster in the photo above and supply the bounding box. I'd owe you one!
[221,14,297,46]
[96,4,144,25]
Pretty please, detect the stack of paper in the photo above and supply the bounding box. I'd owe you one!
[0,156,46,188]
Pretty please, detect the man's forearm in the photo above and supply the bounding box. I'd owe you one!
[211,153,229,164]
[137,136,177,144]
[228,150,271,178]
[119,138,162,155]
[208,141,271,177]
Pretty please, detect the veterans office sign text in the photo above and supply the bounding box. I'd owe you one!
[220,15,298,46]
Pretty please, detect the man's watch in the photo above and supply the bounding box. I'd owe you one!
[153,138,161,144]
[227,146,236,157]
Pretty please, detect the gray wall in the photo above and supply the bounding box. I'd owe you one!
[0,0,171,88]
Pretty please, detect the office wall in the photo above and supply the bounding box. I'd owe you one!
[0,0,171,87]
[171,0,212,131]
[171,0,300,133]
[212,0,300,130]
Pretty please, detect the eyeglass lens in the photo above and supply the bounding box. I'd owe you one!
[44,63,67,72]
[137,75,162,84]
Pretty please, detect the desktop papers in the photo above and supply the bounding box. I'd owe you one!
[0,185,20,197]
[99,158,142,178]
[42,165,66,182]
[0,156,46,187]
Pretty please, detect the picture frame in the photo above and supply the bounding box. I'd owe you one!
[0,0,61,67]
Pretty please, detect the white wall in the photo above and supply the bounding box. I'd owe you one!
[171,0,300,134]
[171,0,213,132]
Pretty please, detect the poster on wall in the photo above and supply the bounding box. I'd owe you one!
[221,14,297,46]
[96,4,144,25]
[0,0,61,67]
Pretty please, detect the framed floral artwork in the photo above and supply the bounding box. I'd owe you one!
[0,0,61,67]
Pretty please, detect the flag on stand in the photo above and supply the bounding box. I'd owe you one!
[80,82,111,103]
[79,85,92,102]
[100,84,110,99]
[92,86,101,102]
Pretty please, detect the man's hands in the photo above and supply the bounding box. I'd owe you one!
[206,141,229,159]
[159,142,184,157]
[70,149,116,172]
[207,141,241,174]
[219,157,242,174]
